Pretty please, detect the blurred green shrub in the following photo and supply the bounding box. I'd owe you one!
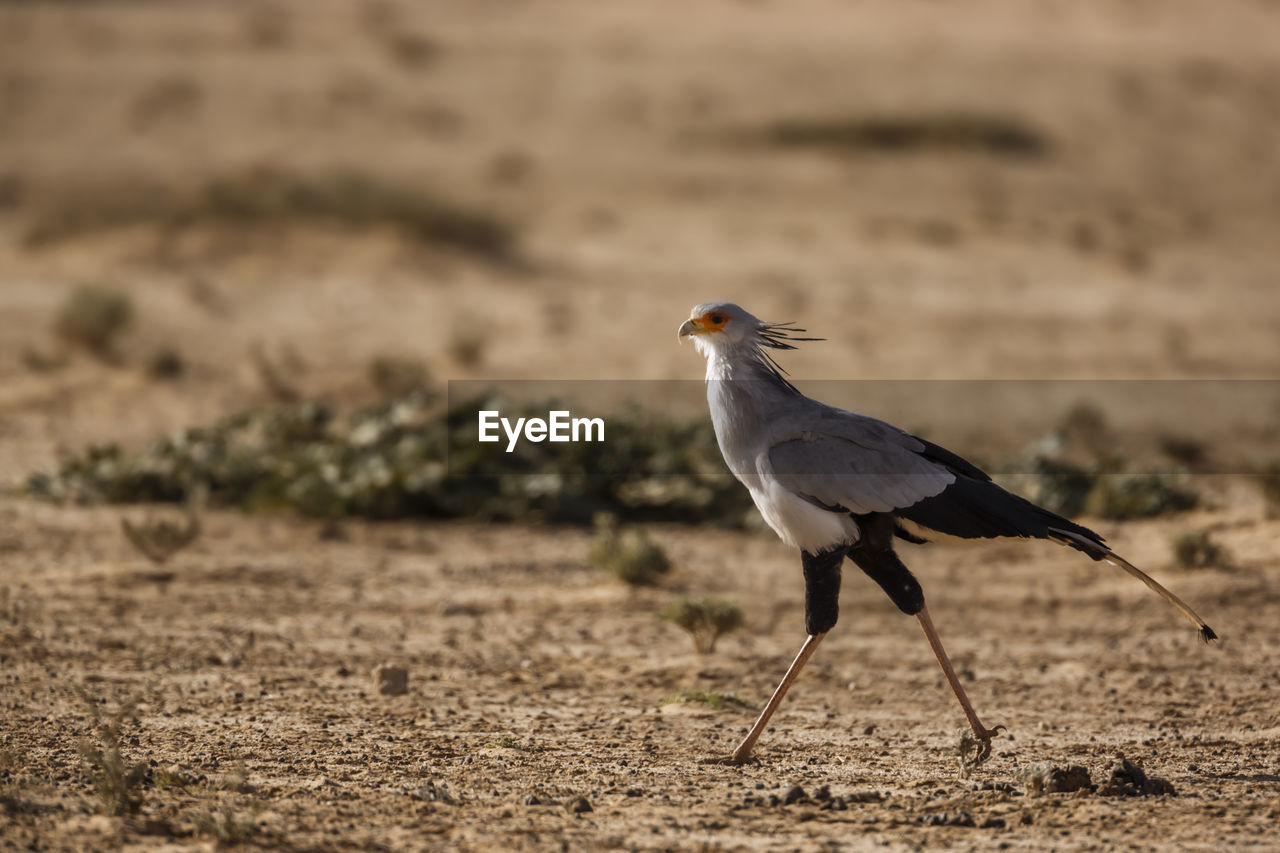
[1170,530,1227,570]
[27,393,753,526]
[589,513,671,586]
[29,390,1203,526]
[1255,462,1280,519]
[660,596,744,654]
[368,355,430,397]
[752,112,1048,158]
[27,170,516,264]
[1083,473,1199,521]
[54,285,133,358]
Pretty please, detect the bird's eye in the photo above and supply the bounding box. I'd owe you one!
[710,314,724,324]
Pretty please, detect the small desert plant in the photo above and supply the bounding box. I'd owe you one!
[195,801,262,845]
[21,346,69,373]
[1171,530,1228,569]
[661,690,750,711]
[588,514,671,586]
[753,112,1048,158]
[214,760,253,794]
[368,355,429,397]
[249,342,303,403]
[1157,434,1207,468]
[490,735,546,753]
[54,285,133,358]
[1255,462,1280,519]
[73,684,148,816]
[1083,473,1198,520]
[660,596,744,653]
[446,327,486,368]
[384,32,438,68]
[27,171,517,263]
[121,509,201,565]
[149,767,194,792]
[146,345,185,380]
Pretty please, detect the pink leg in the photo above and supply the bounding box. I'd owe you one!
[916,603,1005,764]
[729,633,826,764]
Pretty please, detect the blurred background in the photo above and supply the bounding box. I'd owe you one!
[2,0,1278,486]
[4,6,1280,846]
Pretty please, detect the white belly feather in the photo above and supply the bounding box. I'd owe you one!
[742,470,860,553]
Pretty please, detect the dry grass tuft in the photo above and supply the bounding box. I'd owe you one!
[194,801,262,846]
[660,690,751,711]
[660,597,744,653]
[589,514,671,586]
[368,355,430,397]
[749,113,1049,158]
[1171,530,1229,569]
[54,286,133,359]
[121,508,201,565]
[26,170,517,264]
[73,684,148,817]
[1255,462,1280,519]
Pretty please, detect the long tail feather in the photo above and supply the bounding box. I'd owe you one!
[1049,527,1217,642]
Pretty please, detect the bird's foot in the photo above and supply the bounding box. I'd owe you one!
[957,724,1006,770]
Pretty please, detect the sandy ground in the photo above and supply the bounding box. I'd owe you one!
[2,500,1279,851]
[2,0,1279,849]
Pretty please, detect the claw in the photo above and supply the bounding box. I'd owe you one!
[702,755,752,767]
[957,724,1007,770]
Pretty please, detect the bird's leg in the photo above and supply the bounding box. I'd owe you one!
[729,632,825,764]
[916,603,1005,764]
[727,547,843,764]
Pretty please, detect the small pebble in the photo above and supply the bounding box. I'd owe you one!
[373,664,408,696]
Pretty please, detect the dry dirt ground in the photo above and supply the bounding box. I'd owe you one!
[2,0,1280,850]
[3,501,1280,851]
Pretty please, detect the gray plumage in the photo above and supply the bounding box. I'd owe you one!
[678,300,1215,638]
[679,300,1215,765]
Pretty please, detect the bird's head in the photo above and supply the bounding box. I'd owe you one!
[678,302,820,358]
[677,302,757,352]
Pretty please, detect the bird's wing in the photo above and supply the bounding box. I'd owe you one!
[765,409,955,515]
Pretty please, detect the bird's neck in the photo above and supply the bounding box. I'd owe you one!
[703,343,796,472]
[703,341,799,394]
[703,342,775,384]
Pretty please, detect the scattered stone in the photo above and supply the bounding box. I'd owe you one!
[624,787,644,797]
[921,811,976,827]
[1023,763,1093,796]
[1098,756,1176,797]
[373,664,408,696]
[981,817,1007,829]
[318,520,347,541]
[566,796,593,814]
[523,794,541,806]
[783,785,807,805]
[410,783,455,804]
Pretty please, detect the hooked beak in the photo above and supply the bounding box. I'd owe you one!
[677,318,701,343]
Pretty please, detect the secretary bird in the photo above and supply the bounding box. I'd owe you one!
[678,301,1215,765]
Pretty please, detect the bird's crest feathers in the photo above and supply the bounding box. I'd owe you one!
[756,322,824,351]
